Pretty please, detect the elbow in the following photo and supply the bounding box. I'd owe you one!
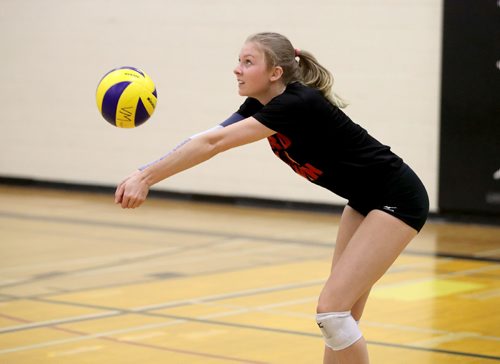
[212,140,230,155]
[197,127,235,158]
[206,135,230,156]
[198,138,221,161]
[209,141,231,158]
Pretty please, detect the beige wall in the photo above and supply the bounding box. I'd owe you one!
[0,0,442,210]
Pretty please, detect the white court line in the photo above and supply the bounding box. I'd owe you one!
[0,275,325,335]
[1,262,498,354]
[0,295,318,355]
[0,311,121,334]
[0,246,181,274]
[48,345,104,357]
[359,320,500,341]
[461,288,500,300]
[0,278,325,354]
[197,297,318,320]
[3,291,498,356]
[0,319,186,355]
[130,278,325,312]
[1,240,286,280]
[409,332,483,347]
[373,264,499,289]
[74,244,285,277]
[474,248,500,258]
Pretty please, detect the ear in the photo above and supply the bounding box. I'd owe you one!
[269,66,284,82]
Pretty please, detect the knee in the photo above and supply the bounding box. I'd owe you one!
[316,301,332,314]
[316,293,350,314]
[317,297,365,323]
[316,311,362,351]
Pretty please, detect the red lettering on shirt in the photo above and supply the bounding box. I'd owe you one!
[268,133,292,151]
[268,133,323,182]
[292,162,323,181]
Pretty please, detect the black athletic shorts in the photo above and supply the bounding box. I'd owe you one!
[347,164,429,232]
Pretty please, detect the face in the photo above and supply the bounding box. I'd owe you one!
[234,42,276,103]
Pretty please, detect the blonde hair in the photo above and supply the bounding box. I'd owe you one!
[246,32,348,108]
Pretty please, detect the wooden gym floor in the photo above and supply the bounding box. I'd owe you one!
[0,185,499,363]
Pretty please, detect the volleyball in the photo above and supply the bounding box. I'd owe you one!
[96,66,157,128]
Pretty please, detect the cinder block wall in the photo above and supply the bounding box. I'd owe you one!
[0,0,442,210]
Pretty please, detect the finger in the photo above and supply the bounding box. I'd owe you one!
[115,184,124,204]
[133,198,144,209]
[121,193,131,209]
[130,195,143,209]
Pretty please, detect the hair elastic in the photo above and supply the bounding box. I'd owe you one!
[294,48,301,57]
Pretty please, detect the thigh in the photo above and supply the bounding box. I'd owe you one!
[330,206,371,320]
[318,210,417,312]
[331,205,365,271]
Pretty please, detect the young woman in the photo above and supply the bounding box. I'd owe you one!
[115,32,429,363]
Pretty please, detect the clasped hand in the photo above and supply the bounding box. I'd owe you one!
[115,170,150,209]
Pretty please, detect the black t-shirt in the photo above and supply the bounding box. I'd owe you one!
[223,82,404,202]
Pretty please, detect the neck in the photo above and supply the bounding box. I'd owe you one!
[256,82,287,105]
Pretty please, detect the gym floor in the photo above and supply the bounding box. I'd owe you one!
[0,185,499,363]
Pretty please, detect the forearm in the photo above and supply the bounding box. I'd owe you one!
[115,116,273,209]
[130,115,272,189]
[138,125,222,171]
[138,132,220,187]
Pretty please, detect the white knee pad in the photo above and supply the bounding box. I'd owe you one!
[316,311,362,350]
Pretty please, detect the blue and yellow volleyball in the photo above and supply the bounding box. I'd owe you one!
[96,66,157,128]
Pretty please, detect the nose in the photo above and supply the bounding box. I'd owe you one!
[234,64,242,75]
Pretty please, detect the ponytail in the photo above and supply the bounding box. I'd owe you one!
[247,32,348,108]
[295,50,348,108]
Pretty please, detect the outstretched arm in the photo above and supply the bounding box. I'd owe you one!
[114,117,275,208]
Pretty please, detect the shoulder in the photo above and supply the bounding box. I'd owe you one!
[237,97,263,117]
[265,83,331,118]
[292,82,325,100]
[274,82,327,108]
[280,82,320,101]
[250,83,327,132]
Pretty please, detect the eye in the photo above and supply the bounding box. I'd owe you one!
[238,57,253,67]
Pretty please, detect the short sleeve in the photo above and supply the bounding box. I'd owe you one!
[237,98,263,118]
[220,98,264,127]
[251,93,303,134]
